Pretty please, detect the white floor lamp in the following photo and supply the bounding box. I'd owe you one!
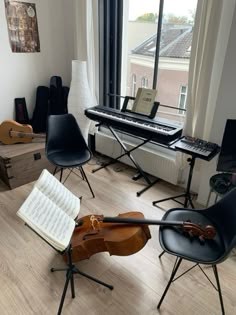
[67,60,95,143]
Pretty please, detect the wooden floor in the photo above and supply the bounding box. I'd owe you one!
[1,156,236,315]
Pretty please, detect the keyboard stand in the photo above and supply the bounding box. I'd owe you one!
[92,124,159,196]
[152,136,220,209]
[153,155,197,209]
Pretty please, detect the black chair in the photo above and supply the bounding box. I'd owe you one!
[206,173,234,206]
[157,188,236,315]
[46,114,95,197]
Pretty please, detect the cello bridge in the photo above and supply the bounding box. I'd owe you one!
[90,215,100,230]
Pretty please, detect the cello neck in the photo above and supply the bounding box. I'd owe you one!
[100,216,216,240]
[102,216,183,227]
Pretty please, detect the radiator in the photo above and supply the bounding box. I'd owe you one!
[95,129,180,185]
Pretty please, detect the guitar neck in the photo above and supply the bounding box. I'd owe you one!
[10,130,46,139]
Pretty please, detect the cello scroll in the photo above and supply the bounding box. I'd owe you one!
[182,220,216,242]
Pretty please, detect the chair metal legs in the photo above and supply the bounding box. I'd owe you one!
[212,265,225,315]
[157,257,182,309]
[158,257,225,315]
[79,166,95,198]
[53,166,95,198]
[158,250,165,259]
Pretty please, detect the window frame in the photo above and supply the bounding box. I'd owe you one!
[98,0,123,109]
[131,74,137,96]
[178,85,188,114]
[99,0,164,108]
[141,76,148,88]
[99,0,191,119]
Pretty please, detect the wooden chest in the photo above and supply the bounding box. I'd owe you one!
[0,140,55,189]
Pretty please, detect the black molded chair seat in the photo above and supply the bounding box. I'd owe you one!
[160,209,225,264]
[46,114,95,198]
[157,188,236,314]
[47,150,91,168]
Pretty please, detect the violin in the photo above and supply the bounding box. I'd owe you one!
[64,212,216,263]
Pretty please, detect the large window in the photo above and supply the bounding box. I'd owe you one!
[121,0,197,124]
[131,74,137,96]
[141,76,148,88]
[178,85,187,114]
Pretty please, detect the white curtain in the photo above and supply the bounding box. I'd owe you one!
[74,0,98,102]
[184,0,235,140]
[175,0,236,186]
[73,0,99,134]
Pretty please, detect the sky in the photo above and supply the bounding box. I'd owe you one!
[129,0,197,21]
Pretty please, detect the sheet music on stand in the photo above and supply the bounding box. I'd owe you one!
[17,169,113,315]
[16,169,81,251]
[121,88,159,119]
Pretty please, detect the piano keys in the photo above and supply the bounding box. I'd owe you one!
[85,105,183,145]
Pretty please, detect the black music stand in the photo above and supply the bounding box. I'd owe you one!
[153,155,196,208]
[26,224,113,315]
[152,138,220,209]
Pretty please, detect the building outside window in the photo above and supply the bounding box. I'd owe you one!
[131,73,137,96]
[178,85,187,114]
[122,0,198,124]
[141,76,148,88]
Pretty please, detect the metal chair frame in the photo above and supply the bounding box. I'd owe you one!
[157,255,225,314]
[53,166,95,198]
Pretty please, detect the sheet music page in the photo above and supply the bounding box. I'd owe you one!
[35,169,80,219]
[132,88,157,115]
[17,187,75,251]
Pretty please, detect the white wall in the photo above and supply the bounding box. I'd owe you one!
[0,0,76,121]
[197,3,236,205]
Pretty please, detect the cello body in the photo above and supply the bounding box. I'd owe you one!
[64,212,151,262]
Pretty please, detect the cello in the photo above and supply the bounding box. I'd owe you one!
[64,211,216,263]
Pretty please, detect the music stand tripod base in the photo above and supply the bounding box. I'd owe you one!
[52,244,113,315]
[152,156,197,209]
[152,191,195,209]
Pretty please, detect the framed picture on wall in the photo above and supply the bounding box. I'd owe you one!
[4,1,40,53]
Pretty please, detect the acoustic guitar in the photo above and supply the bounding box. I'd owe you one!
[0,120,45,145]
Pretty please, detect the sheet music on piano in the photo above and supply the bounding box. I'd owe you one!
[121,90,159,119]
